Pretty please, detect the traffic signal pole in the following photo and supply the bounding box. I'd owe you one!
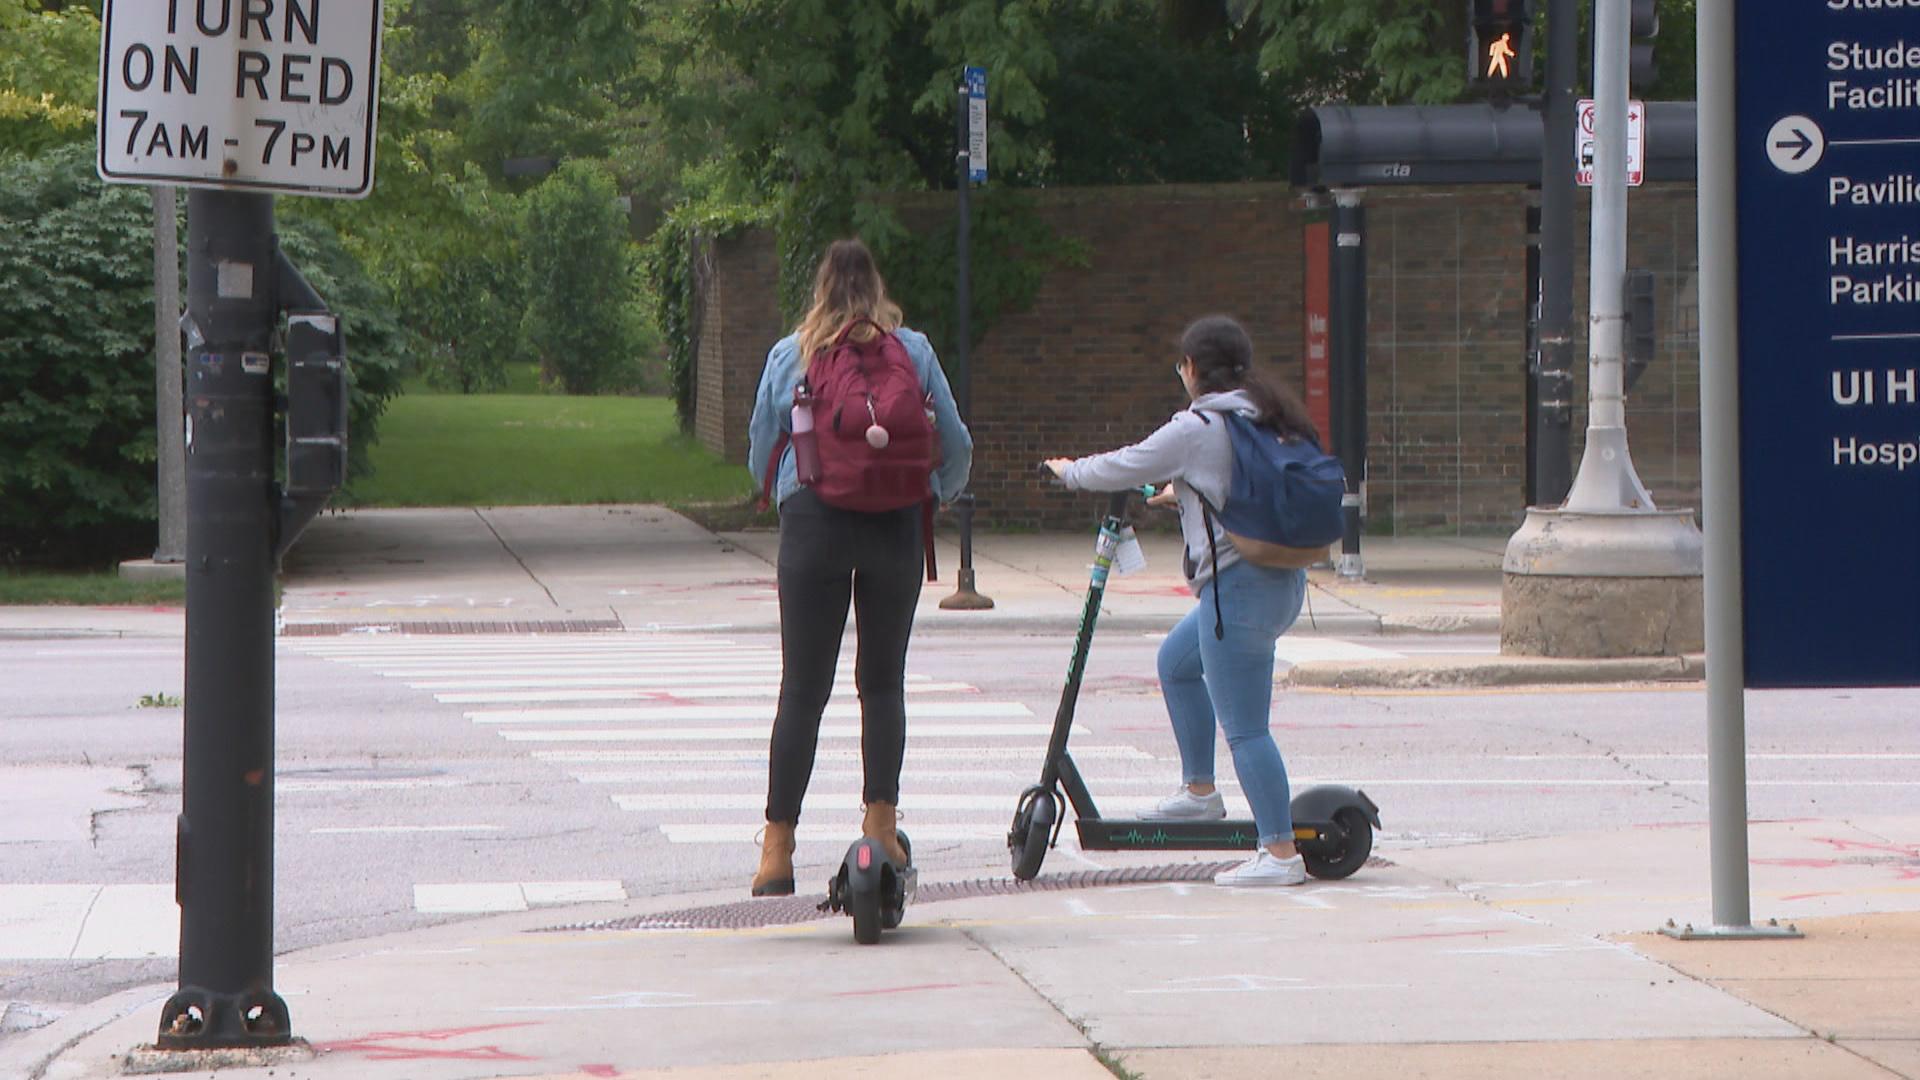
[159,190,292,1049]
[1533,0,1577,507]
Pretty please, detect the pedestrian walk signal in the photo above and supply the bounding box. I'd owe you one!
[1469,0,1535,90]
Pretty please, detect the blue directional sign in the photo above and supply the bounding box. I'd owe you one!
[1736,4,1920,687]
[964,65,987,184]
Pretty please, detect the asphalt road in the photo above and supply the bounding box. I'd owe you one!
[4,627,1918,1046]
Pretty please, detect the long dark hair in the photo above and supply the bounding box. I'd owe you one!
[1180,315,1321,446]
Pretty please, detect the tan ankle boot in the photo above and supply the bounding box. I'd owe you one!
[751,821,796,896]
[861,802,909,866]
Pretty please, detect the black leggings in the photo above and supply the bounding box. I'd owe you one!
[765,490,923,825]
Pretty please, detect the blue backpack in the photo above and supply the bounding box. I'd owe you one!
[1193,410,1347,635]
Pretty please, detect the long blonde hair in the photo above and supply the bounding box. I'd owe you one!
[794,239,904,367]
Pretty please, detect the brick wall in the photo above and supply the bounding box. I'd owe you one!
[693,230,781,466]
[692,182,1701,533]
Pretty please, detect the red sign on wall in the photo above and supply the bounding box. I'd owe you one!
[1302,221,1332,446]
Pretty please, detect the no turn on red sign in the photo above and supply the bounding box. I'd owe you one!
[1575,97,1645,188]
[96,0,383,199]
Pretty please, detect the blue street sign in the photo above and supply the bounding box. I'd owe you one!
[1736,4,1920,687]
[964,65,987,184]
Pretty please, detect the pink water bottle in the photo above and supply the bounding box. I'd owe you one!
[790,383,821,485]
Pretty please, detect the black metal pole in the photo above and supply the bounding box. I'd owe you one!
[942,80,992,609]
[160,189,290,1049]
[1534,0,1579,507]
[1330,190,1367,579]
[1525,188,1543,507]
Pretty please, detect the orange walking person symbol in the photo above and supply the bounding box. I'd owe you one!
[1486,32,1516,79]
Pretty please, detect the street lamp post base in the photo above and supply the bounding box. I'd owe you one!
[1657,918,1803,941]
[939,567,995,610]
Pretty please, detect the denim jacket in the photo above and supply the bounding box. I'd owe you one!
[748,327,974,508]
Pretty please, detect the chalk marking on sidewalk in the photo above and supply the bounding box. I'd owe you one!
[375,663,804,679]
[413,881,626,914]
[497,723,1060,743]
[467,701,1033,725]
[1498,753,1920,761]
[0,885,176,960]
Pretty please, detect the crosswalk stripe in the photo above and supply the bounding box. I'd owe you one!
[497,723,1060,743]
[612,793,1013,812]
[409,673,931,691]
[291,638,735,653]
[569,768,1027,784]
[467,702,1032,725]
[433,682,976,705]
[368,663,815,678]
[531,745,1150,763]
[660,823,1006,844]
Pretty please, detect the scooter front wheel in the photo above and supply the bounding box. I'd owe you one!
[1302,807,1373,880]
[1008,787,1058,881]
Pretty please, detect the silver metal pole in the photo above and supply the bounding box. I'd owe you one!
[1563,0,1653,512]
[1588,0,1627,434]
[1661,0,1796,942]
[1696,0,1753,930]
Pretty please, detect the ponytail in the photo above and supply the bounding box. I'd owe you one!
[1179,314,1323,447]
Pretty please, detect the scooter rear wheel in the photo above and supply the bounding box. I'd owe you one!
[850,881,882,944]
[1302,807,1373,880]
[1008,787,1057,881]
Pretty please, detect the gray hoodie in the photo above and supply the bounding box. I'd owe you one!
[1059,390,1259,594]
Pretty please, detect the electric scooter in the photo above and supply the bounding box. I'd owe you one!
[818,831,916,944]
[1006,484,1381,882]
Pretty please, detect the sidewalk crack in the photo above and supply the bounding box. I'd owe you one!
[954,924,1126,1075]
[474,509,559,608]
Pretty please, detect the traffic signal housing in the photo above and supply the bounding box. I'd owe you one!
[1469,0,1535,92]
[1629,0,1659,85]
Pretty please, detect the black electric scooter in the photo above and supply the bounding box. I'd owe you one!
[819,831,916,944]
[1007,484,1381,882]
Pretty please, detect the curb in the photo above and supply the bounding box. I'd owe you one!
[1283,653,1706,689]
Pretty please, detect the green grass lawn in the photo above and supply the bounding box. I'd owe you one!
[346,391,756,508]
[0,571,184,607]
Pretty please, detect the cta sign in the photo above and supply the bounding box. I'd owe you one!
[1736,3,1920,686]
[97,0,383,199]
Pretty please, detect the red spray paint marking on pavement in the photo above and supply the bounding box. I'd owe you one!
[1780,892,1843,902]
[580,1066,622,1078]
[830,982,973,998]
[315,1022,540,1063]
[1811,836,1920,858]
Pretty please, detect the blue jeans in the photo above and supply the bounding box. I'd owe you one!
[1156,561,1307,847]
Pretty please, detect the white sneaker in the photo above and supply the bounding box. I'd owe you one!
[1139,787,1227,821]
[1214,851,1308,887]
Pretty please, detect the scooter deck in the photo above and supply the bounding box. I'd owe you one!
[1074,818,1261,850]
[1075,819,1339,851]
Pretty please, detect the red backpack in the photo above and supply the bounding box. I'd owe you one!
[760,318,941,578]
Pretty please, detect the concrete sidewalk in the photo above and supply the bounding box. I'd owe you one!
[0,504,1708,688]
[11,816,1918,1080]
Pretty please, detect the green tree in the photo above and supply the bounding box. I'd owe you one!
[520,160,646,395]
[0,0,100,155]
